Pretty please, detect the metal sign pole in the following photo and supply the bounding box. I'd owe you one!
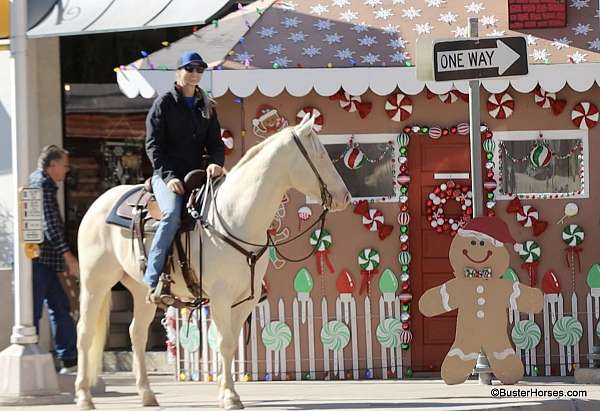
[467,17,493,385]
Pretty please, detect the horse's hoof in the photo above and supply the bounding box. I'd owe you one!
[222,398,244,410]
[142,394,159,407]
[76,398,96,410]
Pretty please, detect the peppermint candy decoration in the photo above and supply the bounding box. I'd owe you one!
[179,322,201,353]
[553,316,583,346]
[456,122,470,135]
[358,248,380,271]
[534,86,556,109]
[487,92,515,119]
[511,319,541,350]
[428,126,442,140]
[261,321,292,351]
[376,318,402,348]
[321,320,350,350]
[298,206,312,222]
[330,90,372,118]
[517,205,539,228]
[362,208,384,232]
[571,101,599,130]
[309,228,332,251]
[221,129,234,154]
[518,240,541,263]
[562,224,584,247]
[397,132,410,147]
[439,89,467,104]
[529,143,552,168]
[343,146,366,170]
[296,106,324,132]
[385,93,413,122]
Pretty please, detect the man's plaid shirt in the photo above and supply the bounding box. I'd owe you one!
[28,169,70,272]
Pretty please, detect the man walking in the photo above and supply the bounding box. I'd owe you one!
[28,145,78,373]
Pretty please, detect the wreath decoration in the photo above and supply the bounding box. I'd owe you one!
[426,181,473,236]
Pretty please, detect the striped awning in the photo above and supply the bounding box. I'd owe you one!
[27,0,233,38]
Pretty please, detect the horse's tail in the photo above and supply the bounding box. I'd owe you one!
[87,292,111,386]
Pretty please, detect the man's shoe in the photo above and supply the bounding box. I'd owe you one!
[59,358,77,374]
[259,284,268,303]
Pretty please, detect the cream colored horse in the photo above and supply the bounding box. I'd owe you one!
[74,114,350,410]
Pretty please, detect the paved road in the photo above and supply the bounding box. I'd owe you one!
[3,373,600,410]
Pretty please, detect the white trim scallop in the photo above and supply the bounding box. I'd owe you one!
[117,63,600,99]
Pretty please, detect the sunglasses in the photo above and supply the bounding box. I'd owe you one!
[183,65,205,74]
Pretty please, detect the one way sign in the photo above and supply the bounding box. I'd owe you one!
[433,36,528,81]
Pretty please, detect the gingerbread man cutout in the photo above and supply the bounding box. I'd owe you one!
[418,216,543,385]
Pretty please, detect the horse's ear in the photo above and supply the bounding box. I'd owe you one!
[298,112,310,127]
[294,115,315,138]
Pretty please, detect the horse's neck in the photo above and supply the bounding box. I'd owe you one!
[212,140,291,244]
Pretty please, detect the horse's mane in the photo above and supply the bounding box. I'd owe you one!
[230,127,292,171]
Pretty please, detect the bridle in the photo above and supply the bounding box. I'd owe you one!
[189,129,333,307]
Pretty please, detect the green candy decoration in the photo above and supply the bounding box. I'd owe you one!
[401,342,410,350]
[379,268,398,294]
[208,322,220,351]
[397,132,410,147]
[399,147,407,155]
[294,268,314,294]
[376,318,402,348]
[486,152,493,160]
[401,304,410,312]
[483,139,495,153]
[400,226,408,234]
[553,316,583,346]
[179,322,201,353]
[511,320,541,350]
[321,320,350,350]
[262,321,292,351]
[502,267,520,283]
[406,368,413,377]
[398,251,411,265]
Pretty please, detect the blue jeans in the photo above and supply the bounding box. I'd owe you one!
[32,262,77,362]
[143,174,184,288]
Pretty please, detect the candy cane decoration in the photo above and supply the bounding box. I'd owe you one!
[571,101,599,130]
[385,93,413,122]
[296,106,324,132]
[487,92,515,119]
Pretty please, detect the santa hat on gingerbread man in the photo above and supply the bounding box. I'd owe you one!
[458,216,516,248]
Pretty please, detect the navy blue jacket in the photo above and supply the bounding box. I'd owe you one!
[145,85,225,183]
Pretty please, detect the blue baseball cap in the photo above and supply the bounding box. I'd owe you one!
[177,51,208,69]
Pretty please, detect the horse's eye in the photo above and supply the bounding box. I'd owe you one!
[470,240,476,246]
[479,241,485,246]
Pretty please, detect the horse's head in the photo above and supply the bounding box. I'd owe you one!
[288,114,351,212]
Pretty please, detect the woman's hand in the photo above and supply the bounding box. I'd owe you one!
[206,164,223,178]
[167,178,185,195]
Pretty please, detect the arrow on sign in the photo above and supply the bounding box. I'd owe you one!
[437,40,521,75]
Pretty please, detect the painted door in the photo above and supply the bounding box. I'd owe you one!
[411,134,471,372]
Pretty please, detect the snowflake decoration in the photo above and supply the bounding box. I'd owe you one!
[526,34,538,46]
[332,0,351,7]
[265,44,285,55]
[281,17,301,28]
[361,53,381,65]
[481,16,498,28]
[530,49,550,62]
[568,51,587,64]
[323,33,344,45]
[271,56,292,67]
[234,52,254,63]
[452,26,468,38]
[364,0,382,7]
[314,19,335,30]
[390,51,409,63]
[392,0,406,4]
[486,30,506,37]
[439,12,458,24]
[402,7,422,20]
[388,37,408,49]
[289,31,308,43]
[310,4,329,16]
[335,48,356,61]
[465,2,485,14]
[570,0,590,10]
[382,24,400,35]
[573,24,593,36]
[257,27,278,39]
[340,10,359,22]
[374,7,394,20]
[358,35,378,47]
[276,1,297,11]
[551,37,572,50]
[414,23,433,35]
[302,46,322,58]
[351,22,370,33]
[426,0,446,7]
[588,38,600,51]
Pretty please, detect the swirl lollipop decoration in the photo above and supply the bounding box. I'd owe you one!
[516,240,541,286]
[262,321,292,351]
[562,224,584,277]
[358,248,380,295]
[553,316,583,347]
[511,320,541,350]
[310,229,334,275]
[321,320,350,351]
[377,318,402,348]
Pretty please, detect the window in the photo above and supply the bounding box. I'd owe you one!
[492,130,589,200]
[311,134,399,202]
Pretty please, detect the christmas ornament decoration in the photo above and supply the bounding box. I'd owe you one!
[261,321,292,351]
[376,318,402,348]
[353,200,394,240]
[179,322,200,353]
[587,264,600,297]
[295,106,324,132]
[516,240,541,286]
[221,128,234,154]
[511,319,541,350]
[533,85,566,115]
[385,93,413,122]
[553,316,583,346]
[571,101,599,130]
[320,320,350,350]
[426,181,473,235]
[358,248,380,295]
[329,89,372,118]
[529,143,552,168]
[428,126,442,139]
[310,229,334,275]
[252,104,289,138]
[487,92,515,119]
[457,122,470,135]
[343,146,366,170]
